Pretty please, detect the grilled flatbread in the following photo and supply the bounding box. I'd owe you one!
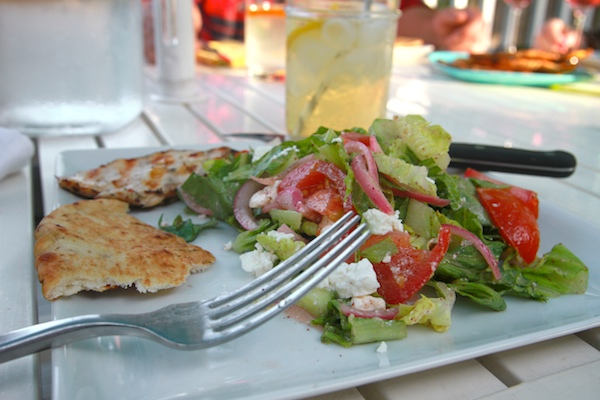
[35,198,215,300]
[58,147,236,208]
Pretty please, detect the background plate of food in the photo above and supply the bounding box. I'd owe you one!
[429,50,594,87]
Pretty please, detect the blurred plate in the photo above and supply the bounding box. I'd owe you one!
[428,51,594,87]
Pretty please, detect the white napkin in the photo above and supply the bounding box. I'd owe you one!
[0,127,35,182]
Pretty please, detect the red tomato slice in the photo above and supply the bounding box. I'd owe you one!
[278,159,351,221]
[476,187,540,264]
[364,226,451,305]
[305,189,345,221]
[464,168,539,218]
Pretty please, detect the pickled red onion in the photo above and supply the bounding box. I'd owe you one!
[442,223,501,280]
[339,303,399,320]
[391,188,451,207]
[351,155,394,215]
[344,140,378,181]
[370,135,383,153]
[233,179,264,230]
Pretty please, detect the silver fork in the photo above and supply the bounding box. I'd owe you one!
[0,212,369,364]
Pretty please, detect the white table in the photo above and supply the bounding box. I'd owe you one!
[2,59,600,400]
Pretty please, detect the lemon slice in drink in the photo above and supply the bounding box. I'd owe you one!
[321,18,356,52]
[287,20,323,48]
[287,20,338,96]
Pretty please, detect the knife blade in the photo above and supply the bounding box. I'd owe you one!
[225,133,577,178]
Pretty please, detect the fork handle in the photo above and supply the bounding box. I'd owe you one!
[0,314,146,364]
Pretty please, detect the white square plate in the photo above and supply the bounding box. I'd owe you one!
[50,146,600,400]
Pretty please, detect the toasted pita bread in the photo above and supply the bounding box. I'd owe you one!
[35,198,215,300]
[58,147,237,208]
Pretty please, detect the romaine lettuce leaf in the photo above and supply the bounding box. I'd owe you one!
[373,152,437,196]
[399,282,456,331]
[504,243,589,298]
[369,115,452,170]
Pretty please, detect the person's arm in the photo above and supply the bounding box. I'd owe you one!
[534,18,579,53]
[396,6,439,44]
[397,5,487,53]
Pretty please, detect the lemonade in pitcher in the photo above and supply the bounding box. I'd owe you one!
[285,1,399,139]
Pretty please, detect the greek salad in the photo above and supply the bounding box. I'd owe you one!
[167,115,589,347]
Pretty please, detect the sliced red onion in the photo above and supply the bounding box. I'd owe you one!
[391,187,451,207]
[352,155,394,215]
[177,187,213,216]
[295,202,322,222]
[442,223,502,280]
[251,175,278,186]
[277,224,308,243]
[340,131,369,144]
[233,180,264,230]
[340,303,399,320]
[369,135,383,153]
[276,186,305,210]
[344,140,378,181]
[275,187,321,221]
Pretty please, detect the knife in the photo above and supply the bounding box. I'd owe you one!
[448,143,576,178]
[225,133,577,178]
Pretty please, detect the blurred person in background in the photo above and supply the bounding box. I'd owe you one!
[396,0,487,52]
[535,17,600,53]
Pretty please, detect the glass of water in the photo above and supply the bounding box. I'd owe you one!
[245,0,286,80]
[0,0,144,137]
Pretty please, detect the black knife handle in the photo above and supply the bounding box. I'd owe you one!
[449,143,577,178]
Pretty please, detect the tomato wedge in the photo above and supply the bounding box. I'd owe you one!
[477,187,540,264]
[305,188,345,221]
[278,159,351,221]
[365,226,451,304]
[464,168,539,218]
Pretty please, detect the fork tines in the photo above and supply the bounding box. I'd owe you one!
[203,211,370,343]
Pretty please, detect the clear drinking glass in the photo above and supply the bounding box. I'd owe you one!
[245,0,287,80]
[0,0,144,137]
[151,0,200,102]
[285,0,400,140]
[502,0,531,53]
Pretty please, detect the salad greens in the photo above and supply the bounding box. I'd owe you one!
[159,214,218,243]
[175,115,589,347]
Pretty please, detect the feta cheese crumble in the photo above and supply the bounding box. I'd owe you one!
[376,342,388,353]
[273,145,299,159]
[249,180,280,208]
[351,295,386,312]
[266,230,295,242]
[363,209,404,235]
[239,244,278,277]
[318,258,380,298]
